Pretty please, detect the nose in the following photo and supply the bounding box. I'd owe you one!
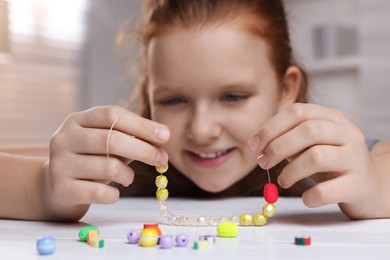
[186,105,222,144]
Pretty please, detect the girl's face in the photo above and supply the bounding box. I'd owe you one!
[147,25,293,192]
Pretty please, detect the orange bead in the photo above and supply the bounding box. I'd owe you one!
[263,183,278,203]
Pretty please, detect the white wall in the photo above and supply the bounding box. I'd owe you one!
[80,0,142,109]
[359,0,390,139]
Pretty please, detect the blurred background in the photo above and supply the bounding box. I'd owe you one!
[0,0,389,145]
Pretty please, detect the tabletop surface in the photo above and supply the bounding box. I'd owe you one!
[1,197,390,259]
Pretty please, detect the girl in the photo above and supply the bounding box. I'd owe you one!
[1,0,390,221]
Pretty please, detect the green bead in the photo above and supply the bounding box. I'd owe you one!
[239,213,253,226]
[262,203,276,217]
[156,188,169,201]
[253,213,267,226]
[78,226,99,242]
[155,175,168,189]
[156,164,168,174]
[217,222,238,238]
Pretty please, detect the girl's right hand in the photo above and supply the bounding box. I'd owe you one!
[42,106,170,221]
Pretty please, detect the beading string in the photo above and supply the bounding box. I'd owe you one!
[106,111,127,159]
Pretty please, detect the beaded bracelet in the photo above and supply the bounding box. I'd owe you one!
[155,164,278,226]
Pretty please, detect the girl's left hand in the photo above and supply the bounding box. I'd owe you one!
[248,103,383,219]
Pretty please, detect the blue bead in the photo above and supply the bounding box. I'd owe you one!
[37,236,56,255]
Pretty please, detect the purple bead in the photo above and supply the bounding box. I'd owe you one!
[159,235,173,249]
[127,230,140,244]
[175,233,189,247]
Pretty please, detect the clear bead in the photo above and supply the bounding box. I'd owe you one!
[167,214,178,225]
[229,215,240,224]
[176,215,188,226]
[218,215,229,223]
[187,216,198,226]
[157,201,167,211]
[207,215,219,226]
[197,216,207,226]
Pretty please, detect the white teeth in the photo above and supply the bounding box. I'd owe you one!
[193,150,228,159]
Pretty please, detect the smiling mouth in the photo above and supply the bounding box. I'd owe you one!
[190,149,232,159]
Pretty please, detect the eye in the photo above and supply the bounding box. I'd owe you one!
[158,96,187,105]
[221,93,248,102]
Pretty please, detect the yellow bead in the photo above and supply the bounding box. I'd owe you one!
[139,228,158,247]
[217,222,238,238]
[253,213,267,226]
[156,188,169,201]
[262,203,276,217]
[239,213,253,226]
[156,164,168,174]
[155,175,168,189]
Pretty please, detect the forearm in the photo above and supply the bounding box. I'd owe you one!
[0,152,49,220]
[0,144,49,157]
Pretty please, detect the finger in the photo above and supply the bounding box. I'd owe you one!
[259,120,346,169]
[108,130,169,167]
[278,145,348,189]
[302,175,351,208]
[51,154,134,187]
[56,180,120,205]
[77,106,170,145]
[248,103,345,154]
[66,127,168,167]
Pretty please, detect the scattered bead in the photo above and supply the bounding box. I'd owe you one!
[253,213,267,226]
[295,236,311,246]
[199,235,216,245]
[155,175,168,188]
[263,183,279,203]
[36,236,56,255]
[156,188,169,201]
[91,239,105,248]
[87,229,99,245]
[78,226,99,242]
[239,213,254,226]
[262,203,276,217]
[99,239,105,248]
[193,240,208,250]
[156,164,168,174]
[175,233,189,247]
[217,222,238,238]
[143,223,162,236]
[127,230,140,244]
[159,235,174,249]
[90,240,99,248]
[139,228,159,247]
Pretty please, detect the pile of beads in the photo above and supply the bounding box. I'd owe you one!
[155,164,278,226]
[78,226,105,248]
[127,224,190,249]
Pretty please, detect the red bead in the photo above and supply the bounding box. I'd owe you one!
[263,183,278,203]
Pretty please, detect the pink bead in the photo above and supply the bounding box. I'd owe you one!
[263,183,278,203]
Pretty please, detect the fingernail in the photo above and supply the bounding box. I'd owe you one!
[156,151,168,166]
[155,127,170,142]
[277,175,285,188]
[247,136,260,152]
[257,153,268,168]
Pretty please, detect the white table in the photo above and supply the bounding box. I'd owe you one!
[1,197,389,259]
